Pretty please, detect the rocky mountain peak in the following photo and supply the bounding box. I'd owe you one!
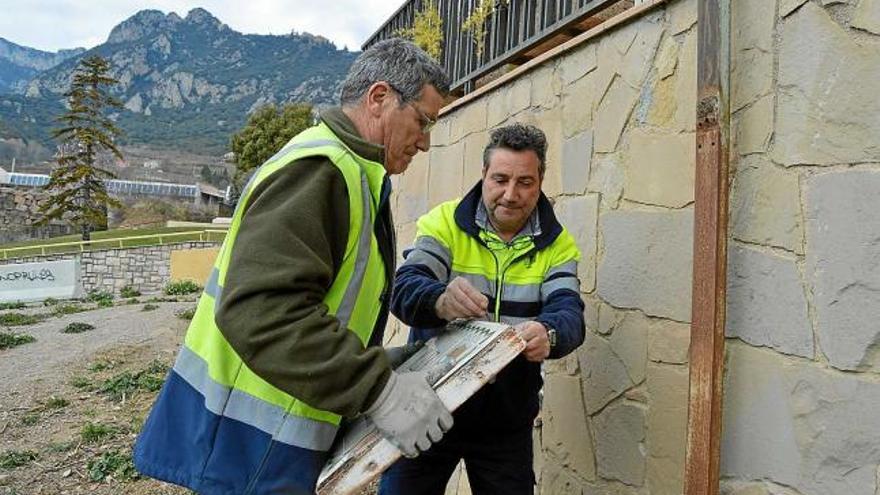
[184,8,225,30]
[106,10,183,44]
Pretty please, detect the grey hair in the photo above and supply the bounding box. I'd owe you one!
[482,123,548,178]
[340,38,450,105]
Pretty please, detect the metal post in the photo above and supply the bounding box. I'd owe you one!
[684,0,730,494]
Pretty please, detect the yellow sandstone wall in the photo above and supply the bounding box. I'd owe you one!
[387,1,698,492]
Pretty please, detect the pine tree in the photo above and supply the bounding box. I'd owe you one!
[39,55,124,241]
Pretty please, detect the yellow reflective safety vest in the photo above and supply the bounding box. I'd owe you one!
[134,122,388,494]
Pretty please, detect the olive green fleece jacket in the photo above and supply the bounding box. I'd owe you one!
[215,108,393,418]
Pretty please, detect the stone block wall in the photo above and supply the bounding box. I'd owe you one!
[0,241,220,295]
[0,186,75,243]
[721,1,880,494]
[387,1,697,493]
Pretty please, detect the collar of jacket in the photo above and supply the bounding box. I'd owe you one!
[454,180,563,251]
[320,107,385,165]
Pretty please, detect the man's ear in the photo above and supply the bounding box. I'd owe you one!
[364,82,393,118]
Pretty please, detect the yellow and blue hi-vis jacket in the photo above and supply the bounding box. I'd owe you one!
[391,182,586,434]
[133,119,392,495]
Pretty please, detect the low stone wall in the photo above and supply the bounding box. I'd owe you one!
[0,186,75,243]
[0,241,221,295]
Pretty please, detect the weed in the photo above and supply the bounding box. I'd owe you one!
[144,359,169,375]
[81,421,118,443]
[70,375,93,389]
[45,396,69,409]
[98,363,166,402]
[88,360,113,372]
[86,290,114,306]
[0,332,36,350]
[0,450,38,468]
[147,296,179,303]
[0,313,43,326]
[164,279,202,296]
[61,322,96,334]
[42,297,59,306]
[53,303,86,316]
[87,450,138,482]
[0,301,26,310]
[175,307,197,320]
[141,304,159,312]
[120,285,141,298]
[20,413,40,426]
[124,298,141,305]
[47,441,75,453]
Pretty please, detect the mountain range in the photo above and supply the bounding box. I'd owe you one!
[0,8,358,164]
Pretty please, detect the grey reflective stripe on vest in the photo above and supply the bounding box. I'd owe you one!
[448,270,542,303]
[540,276,580,300]
[402,236,451,280]
[174,345,339,451]
[205,268,222,313]
[334,170,373,330]
[541,260,579,300]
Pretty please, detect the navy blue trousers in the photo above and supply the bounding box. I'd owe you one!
[378,425,534,495]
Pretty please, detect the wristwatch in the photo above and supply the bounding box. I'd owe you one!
[545,325,557,349]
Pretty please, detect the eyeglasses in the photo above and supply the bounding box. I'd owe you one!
[385,82,437,134]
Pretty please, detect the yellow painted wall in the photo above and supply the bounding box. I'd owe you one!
[170,248,219,284]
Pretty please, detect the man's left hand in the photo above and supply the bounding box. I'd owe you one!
[514,321,550,362]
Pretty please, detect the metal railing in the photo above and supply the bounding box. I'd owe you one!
[1,230,228,260]
[364,0,623,94]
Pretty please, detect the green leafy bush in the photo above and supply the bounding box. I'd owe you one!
[0,301,26,310]
[87,290,114,307]
[81,421,118,443]
[53,303,86,316]
[175,307,197,320]
[0,332,36,349]
[0,450,38,468]
[45,396,69,409]
[87,450,138,482]
[0,313,43,326]
[98,361,168,402]
[120,286,141,298]
[61,322,96,334]
[164,280,202,295]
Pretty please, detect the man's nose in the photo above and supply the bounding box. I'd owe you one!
[416,131,430,152]
[503,183,517,201]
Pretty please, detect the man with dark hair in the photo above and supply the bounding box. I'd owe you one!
[134,38,454,495]
[380,123,586,494]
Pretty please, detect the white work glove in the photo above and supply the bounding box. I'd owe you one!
[366,367,454,458]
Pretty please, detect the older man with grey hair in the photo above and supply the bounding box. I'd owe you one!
[134,38,452,495]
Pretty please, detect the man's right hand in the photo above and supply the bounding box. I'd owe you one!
[435,276,489,321]
[366,369,454,458]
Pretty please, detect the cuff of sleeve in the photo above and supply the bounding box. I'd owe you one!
[417,284,448,328]
[362,366,392,413]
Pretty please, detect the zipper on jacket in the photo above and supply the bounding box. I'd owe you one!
[490,243,537,322]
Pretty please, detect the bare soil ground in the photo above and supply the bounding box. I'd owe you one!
[0,298,196,495]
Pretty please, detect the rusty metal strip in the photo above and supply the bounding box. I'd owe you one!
[684,0,730,494]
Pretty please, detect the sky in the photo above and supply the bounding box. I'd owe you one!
[0,0,404,53]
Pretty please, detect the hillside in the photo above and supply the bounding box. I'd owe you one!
[0,8,357,163]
